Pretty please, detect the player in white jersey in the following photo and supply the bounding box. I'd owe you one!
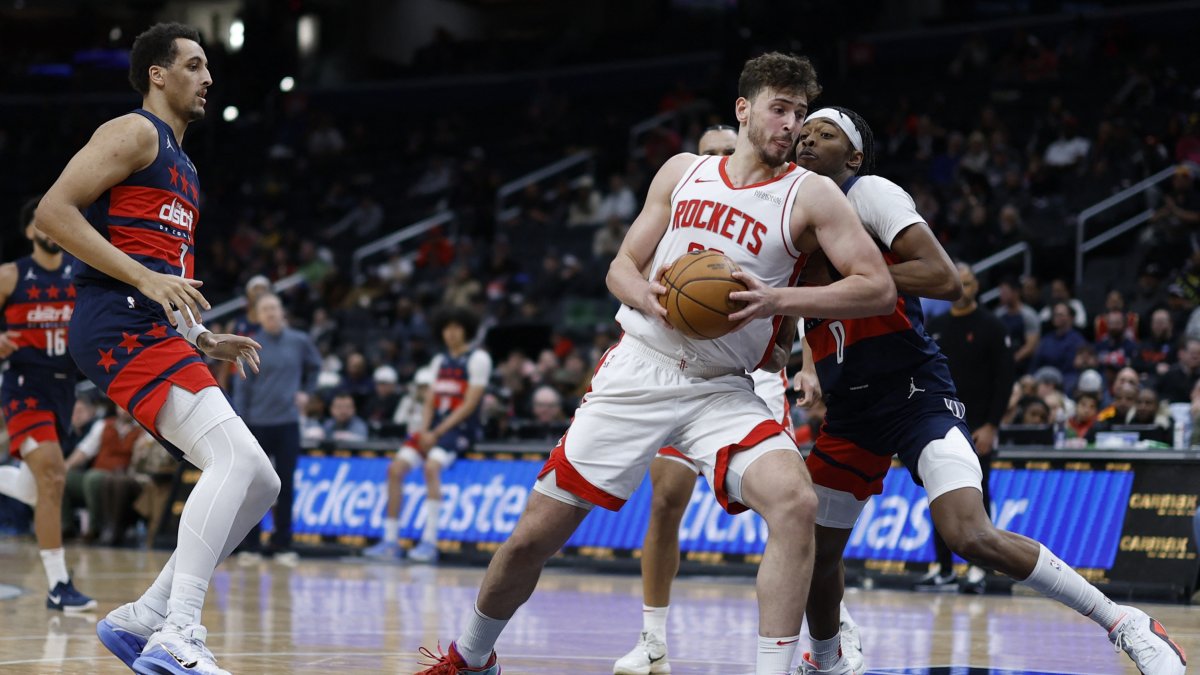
[415,53,896,675]
[794,106,1186,675]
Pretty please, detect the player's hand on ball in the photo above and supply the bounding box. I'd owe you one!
[138,271,210,327]
[727,270,777,331]
[197,332,262,378]
[0,331,21,358]
[645,264,672,328]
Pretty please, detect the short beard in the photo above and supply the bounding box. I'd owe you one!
[33,237,61,255]
[187,107,206,122]
[748,119,789,168]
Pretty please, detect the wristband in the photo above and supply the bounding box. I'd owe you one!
[170,308,211,347]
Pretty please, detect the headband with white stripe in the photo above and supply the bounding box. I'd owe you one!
[804,108,863,152]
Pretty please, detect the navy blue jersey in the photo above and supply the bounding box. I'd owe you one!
[429,349,489,446]
[3,256,77,373]
[79,109,199,290]
[804,176,955,406]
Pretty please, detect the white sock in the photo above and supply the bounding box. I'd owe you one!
[136,555,176,620]
[756,633,799,675]
[423,499,441,544]
[1021,544,1122,630]
[642,604,669,638]
[383,518,399,543]
[456,604,508,668]
[40,548,69,588]
[0,463,37,506]
[165,572,208,628]
[809,634,841,669]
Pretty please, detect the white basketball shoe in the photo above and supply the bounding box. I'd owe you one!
[613,631,671,674]
[1108,606,1186,675]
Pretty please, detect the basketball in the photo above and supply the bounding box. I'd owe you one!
[658,249,748,339]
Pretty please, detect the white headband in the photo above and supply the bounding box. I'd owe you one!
[804,108,863,152]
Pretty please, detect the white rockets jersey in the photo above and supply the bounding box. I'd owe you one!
[616,154,812,371]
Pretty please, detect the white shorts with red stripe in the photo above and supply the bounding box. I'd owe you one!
[536,336,798,515]
[657,368,792,474]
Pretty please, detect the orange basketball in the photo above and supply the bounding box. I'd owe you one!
[658,249,748,340]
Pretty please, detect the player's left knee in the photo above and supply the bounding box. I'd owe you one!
[758,482,818,531]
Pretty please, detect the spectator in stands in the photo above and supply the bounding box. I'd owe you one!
[94,434,175,547]
[1018,395,1051,425]
[1095,382,1139,429]
[322,392,369,442]
[1136,308,1177,377]
[62,407,144,543]
[1147,165,1200,269]
[341,352,375,412]
[1020,274,1046,314]
[1038,279,1087,331]
[995,277,1040,373]
[443,262,483,309]
[1129,262,1169,326]
[393,365,434,435]
[592,215,628,260]
[596,174,636,223]
[1129,387,1172,434]
[1031,302,1086,378]
[1094,290,1138,341]
[1065,391,1099,444]
[365,366,402,434]
[1094,310,1138,369]
[566,175,602,228]
[1043,115,1091,170]
[516,385,568,440]
[233,293,322,561]
[1158,338,1200,403]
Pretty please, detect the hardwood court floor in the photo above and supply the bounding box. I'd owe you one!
[0,540,1195,674]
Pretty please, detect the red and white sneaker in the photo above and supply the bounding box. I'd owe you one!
[414,642,500,674]
[1108,606,1186,675]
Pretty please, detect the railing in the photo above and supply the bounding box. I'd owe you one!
[493,151,594,225]
[203,272,307,325]
[973,242,1033,305]
[1074,162,1199,288]
[350,210,455,280]
[627,100,712,159]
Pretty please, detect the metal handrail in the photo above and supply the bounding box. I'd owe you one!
[1074,162,1199,288]
[203,272,306,324]
[627,100,711,159]
[972,242,1032,305]
[350,210,455,280]
[493,151,594,225]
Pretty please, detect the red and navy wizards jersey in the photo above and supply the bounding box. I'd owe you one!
[3,256,77,373]
[803,176,954,402]
[79,109,198,290]
[429,349,491,443]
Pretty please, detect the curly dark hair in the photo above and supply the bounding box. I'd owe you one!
[128,22,202,95]
[821,105,876,175]
[738,52,821,105]
[432,307,481,343]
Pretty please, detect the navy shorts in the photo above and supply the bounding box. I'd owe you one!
[1,365,75,457]
[806,370,970,500]
[69,283,218,458]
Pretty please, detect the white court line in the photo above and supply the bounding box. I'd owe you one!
[0,651,749,668]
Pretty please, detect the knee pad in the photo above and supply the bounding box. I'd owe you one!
[156,386,238,460]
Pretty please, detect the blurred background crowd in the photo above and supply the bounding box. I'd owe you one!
[1,0,1199,542]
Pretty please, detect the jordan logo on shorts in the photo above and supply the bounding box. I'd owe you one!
[907,378,925,399]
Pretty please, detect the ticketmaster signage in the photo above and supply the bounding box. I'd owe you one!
[287,455,1133,568]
